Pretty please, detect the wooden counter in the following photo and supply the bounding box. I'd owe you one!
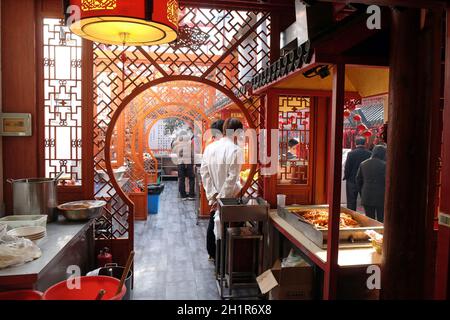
[269,210,382,269]
[0,218,95,292]
[269,210,381,299]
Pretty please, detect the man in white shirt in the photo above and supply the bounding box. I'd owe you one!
[200,118,244,260]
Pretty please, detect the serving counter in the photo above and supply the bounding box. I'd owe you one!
[0,218,95,292]
[268,210,381,299]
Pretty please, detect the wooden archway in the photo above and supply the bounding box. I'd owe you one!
[127,101,211,182]
[133,112,208,183]
[105,76,258,226]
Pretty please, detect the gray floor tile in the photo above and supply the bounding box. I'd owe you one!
[133,182,220,300]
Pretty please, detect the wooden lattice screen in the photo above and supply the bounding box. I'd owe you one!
[92,6,271,241]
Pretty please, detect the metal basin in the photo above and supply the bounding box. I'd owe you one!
[57,200,106,221]
[218,197,269,222]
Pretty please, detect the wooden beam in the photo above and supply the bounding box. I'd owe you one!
[316,53,389,67]
[381,7,441,299]
[323,64,345,300]
[317,0,446,10]
[314,12,383,56]
[180,0,294,11]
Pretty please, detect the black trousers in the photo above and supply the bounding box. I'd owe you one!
[364,205,384,223]
[346,181,358,211]
[206,210,216,259]
[178,164,195,198]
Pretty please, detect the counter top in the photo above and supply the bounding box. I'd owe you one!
[269,210,382,269]
[0,218,93,282]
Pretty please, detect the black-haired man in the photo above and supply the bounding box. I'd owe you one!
[344,136,372,211]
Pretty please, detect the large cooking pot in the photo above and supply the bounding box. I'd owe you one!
[7,172,63,223]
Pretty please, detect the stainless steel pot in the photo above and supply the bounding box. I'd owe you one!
[7,172,63,223]
[98,263,133,300]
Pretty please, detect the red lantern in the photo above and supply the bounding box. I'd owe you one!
[343,109,351,118]
[357,124,367,132]
[363,130,372,137]
[65,0,179,46]
[353,114,362,122]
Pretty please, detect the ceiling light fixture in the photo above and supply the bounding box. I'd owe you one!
[64,0,179,46]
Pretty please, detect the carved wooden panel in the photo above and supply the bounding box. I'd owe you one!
[277,96,311,185]
[43,18,83,184]
[92,6,270,240]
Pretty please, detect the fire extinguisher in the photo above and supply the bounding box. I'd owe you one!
[97,247,113,267]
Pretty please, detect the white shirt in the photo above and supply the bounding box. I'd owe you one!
[200,137,243,203]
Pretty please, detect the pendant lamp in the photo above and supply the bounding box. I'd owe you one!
[64,0,179,46]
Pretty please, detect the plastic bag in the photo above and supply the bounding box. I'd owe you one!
[0,223,42,269]
[213,210,221,240]
[281,249,310,268]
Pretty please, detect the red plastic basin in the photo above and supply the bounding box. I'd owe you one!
[43,276,126,300]
[0,290,43,300]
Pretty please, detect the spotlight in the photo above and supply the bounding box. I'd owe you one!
[317,65,331,79]
[302,65,330,79]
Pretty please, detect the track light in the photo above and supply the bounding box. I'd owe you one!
[303,65,330,79]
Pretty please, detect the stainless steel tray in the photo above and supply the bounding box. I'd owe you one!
[218,197,269,223]
[277,204,384,248]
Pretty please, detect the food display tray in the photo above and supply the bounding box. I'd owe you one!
[277,205,384,249]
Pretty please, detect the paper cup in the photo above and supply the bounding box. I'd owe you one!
[277,194,286,207]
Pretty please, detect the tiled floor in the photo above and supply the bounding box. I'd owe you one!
[133,181,220,300]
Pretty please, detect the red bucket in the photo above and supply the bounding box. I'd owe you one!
[0,290,43,300]
[43,276,126,300]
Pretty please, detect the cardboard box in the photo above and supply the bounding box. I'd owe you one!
[257,260,314,300]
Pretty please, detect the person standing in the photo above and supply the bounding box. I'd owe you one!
[343,136,372,211]
[201,119,224,261]
[200,118,244,260]
[356,145,387,222]
[172,130,195,200]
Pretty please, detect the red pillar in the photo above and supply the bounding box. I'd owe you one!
[435,8,450,300]
[381,8,442,299]
[262,90,278,207]
[323,64,345,300]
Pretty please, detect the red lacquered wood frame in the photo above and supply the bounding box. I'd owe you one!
[435,8,450,300]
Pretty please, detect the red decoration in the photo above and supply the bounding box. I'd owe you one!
[302,120,309,126]
[362,130,372,137]
[353,114,362,122]
[343,109,351,118]
[357,124,367,132]
[120,52,127,63]
[66,0,179,46]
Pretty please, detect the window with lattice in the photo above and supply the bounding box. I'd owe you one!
[277,96,311,185]
[43,18,83,185]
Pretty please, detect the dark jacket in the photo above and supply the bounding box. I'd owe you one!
[344,146,372,183]
[356,145,386,207]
